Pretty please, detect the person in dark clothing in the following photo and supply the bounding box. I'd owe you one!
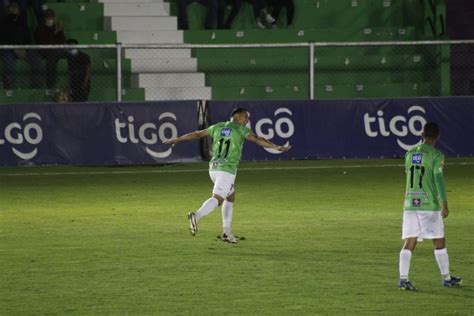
[268,0,294,28]
[218,0,274,29]
[34,8,65,89]
[0,0,9,22]
[0,1,42,89]
[16,0,45,28]
[178,0,218,30]
[66,38,91,102]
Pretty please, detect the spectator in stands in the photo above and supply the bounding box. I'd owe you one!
[16,0,45,28]
[0,1,42,89]
[0,0,9,22]
[218,0,275,29]
[35,8,65,89]
[178,0,219,30]
[268,0,294,28]
[66,38,91,102]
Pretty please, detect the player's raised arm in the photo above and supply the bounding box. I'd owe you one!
[246,132,291,152]
[163,129,209,146]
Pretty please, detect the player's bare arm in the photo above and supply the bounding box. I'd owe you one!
[441,201,449,218]
[163,129,209,145]
[246,133,292,152]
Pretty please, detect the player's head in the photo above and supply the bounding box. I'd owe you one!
[231,107,249,126]
[422,122,440,141]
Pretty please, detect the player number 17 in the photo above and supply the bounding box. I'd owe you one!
[409,165,425,189]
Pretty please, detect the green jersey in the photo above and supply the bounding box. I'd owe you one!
[403,143,447,211]
[207,121,251,174]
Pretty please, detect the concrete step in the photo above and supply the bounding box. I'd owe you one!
[103,3,169,16]
[125,48,191,59]
[117,30,183,44]
[105,16,177,31]
[132,73,206,88]
[130,58,197,72]
[145,87,212,100]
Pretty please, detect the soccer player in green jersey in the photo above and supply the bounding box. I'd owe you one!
[398,122,462,290]
[163,107,291,243]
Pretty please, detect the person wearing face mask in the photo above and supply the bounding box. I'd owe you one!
[66,38,91,102]
[0,1,42,89]
[34,8,65,89]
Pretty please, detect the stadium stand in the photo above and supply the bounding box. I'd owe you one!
[0,0,448,102]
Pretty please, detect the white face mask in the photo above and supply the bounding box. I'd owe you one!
[45,19,54,27]
[69,49,78,56]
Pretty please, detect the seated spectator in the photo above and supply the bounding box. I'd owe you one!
[0,1,42,89]
[178,0,218,30]
[66,39,91,102]
[218,0,274,29]
[35,8,65,89]
[268,0,294,28]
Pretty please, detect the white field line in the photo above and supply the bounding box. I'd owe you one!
[0,162,473,177]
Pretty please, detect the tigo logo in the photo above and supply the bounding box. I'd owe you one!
[115,112,178,159]
[0,112,43,160]
[412,153,423,165]
[221,128,231,137]
[363,105,427,150]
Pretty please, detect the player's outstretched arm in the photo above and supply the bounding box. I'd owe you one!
[246,133,291,152]
[163,129,209,146]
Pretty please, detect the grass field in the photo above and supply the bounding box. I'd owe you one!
[1,158,473,315]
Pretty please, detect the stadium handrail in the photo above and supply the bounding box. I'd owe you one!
[3,39,474,101]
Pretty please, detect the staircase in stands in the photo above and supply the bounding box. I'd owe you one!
[100,0,211,101]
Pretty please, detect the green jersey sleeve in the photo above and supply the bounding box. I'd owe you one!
[433,152,447,202]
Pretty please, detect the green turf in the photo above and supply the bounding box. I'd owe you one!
[1,159,473,314]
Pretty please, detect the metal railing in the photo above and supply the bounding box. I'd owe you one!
[2,39,474,103]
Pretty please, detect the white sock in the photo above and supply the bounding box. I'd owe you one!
[399,249,412,280]
[195,197,219,221]
[434,248,450,280]
[222,200,233,235]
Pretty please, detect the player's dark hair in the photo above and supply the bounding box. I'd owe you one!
[423,122,440,139]
[231,107,248,117]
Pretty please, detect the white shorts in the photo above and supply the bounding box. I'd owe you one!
[402,211,445,241]
[209,171,236,198]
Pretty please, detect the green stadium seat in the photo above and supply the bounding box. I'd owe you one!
[212,85,308,100]
[0,88,144,103]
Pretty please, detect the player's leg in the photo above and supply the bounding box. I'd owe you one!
[432,238,462,287]
[220,192,238,243]
[188,193,223,235]
[191,171,234,225]
[399,211,419,290]
[399,237,417,290]
[222,190,235,236]
[187,172,223,235]
[194,193,223,221]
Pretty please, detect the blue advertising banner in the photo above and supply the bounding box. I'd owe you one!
[0,101,201,166]
[1,98,472,166]
[208,98,474,160]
